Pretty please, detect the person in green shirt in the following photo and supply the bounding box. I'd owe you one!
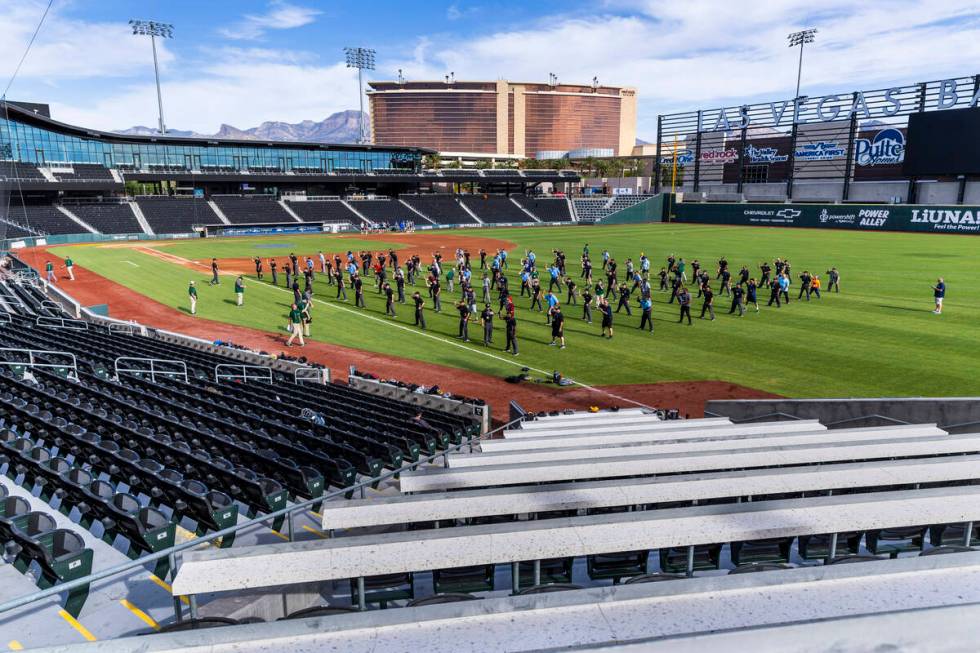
[234,276,246,307]
[286,303,305,347]
[45,261,56,285]
[64,257,75,281]
[188,281,198,315]
[446,267,455,293]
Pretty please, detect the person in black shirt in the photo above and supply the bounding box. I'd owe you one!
[767,277,781,307]
[658,267,669,291]
[668,276,681,304]
[716,257,728,280]
[798,271,812,300]
[395,268,406,303]
[678,287,692,324]
[254,256,263,280]
[565,277,578,305]
[480,304,494,345]
[504,313,518,355]
[289,253,299,277]
[479,248,487,270]
[582,287,594,323]
[720,268,732,296]
[549,306,566,348]
[270,259,278,285]
[285,265,293,291]
[412,291,426,329]
[303,268,314,295]
[691,259,701,281]
[730,283,746,316]
[530,279,543,312]
[335,269,347,300]
[383,282,396,317]
[210,258,220,286]
[827,267,841,293]
[700,284,715,320]
[353,275,365,307]
[616,282,632,315]
[738,266,750,288]
[746,279,760,312]
[599,297,614,339]
[759,262,772,287]
[430,276,442,312]
[456,299,470,341]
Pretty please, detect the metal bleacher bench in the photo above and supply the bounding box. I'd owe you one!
[452,424,948,467]
[319,455,980,530]
[506,415,739,437]
[172,486,980,605]
[516,410,709,430]
[480,419,825,451]
[401,432,980,492]
[88,552,980,652]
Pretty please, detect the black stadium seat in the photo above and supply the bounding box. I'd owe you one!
[212,195,293,224]
[136,197,219,234]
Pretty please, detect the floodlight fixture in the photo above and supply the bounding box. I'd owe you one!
[130,19,174,134]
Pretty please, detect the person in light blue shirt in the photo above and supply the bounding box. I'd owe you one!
[778,273,790,304]
[499,249,508,268]
[528,250,536,266]
[639,296,653,332]
[544,291,559,324]
[520,270,531,297]
[548,265,561,293]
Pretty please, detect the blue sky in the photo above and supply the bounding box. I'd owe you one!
[1,0,978,140]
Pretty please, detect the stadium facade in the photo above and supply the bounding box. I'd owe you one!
[368,79,637,159]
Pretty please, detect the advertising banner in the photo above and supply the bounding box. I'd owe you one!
[674,202,980,234]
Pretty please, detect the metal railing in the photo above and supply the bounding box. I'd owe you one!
[114,357,189,384]
[294,367,329,384]
[108,322,140,335]
[36,315,88,330]
[215,364,273,384]
[0,414,524,622]
[0,347,78,376]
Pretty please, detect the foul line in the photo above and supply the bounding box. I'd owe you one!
[136,246,654,410]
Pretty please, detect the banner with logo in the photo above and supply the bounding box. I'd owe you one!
[674,202,980,234]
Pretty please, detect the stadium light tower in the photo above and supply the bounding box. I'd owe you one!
[787,28,817,100]
[130,20,174,134]
[344,46,376,144]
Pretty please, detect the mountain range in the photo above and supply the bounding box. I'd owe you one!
[115,110,369,144]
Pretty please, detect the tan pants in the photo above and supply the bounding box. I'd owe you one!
[287,325,304,346]
[190,296,197,314]
[67,266,75,281]
[236,292,243,306]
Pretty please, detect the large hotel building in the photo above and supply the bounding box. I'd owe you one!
[368,80,637,159]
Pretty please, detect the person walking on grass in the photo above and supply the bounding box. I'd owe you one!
[188,281,197,315]
[826,267,841,293]
[639,295,654,333]
[456,299,471,342]
[285,303,304,347]
[549,305,566,349]
[234,276,246,307]
[64,256,75,281]
[678,286,692,325]
[412,291,426,329]
[582,286,594,324]
[599,297,614,339]
[383,282,396,318]
[504,311,519,356]
[699,283,715,321]
[334,267,347,301]
[480,303,494,346]
[767,276,781,308]
[729,283,746,317]
[210,258,219,286]
[354,274,365,308]
[747,278,760,312]
[810,275,822,299]
[933,277,946,314]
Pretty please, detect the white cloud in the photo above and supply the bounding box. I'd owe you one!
[0,1,172,84]
[218,1,320,40]
[386,0,980,138]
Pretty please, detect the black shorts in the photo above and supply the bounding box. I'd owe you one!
[551,322,563,337]
[601,317,613,328]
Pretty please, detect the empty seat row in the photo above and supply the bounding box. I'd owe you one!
[513,197,572,222]
[212,196,293,224]
[460,196,535,223]
[284,200,362,224]
[136,197,219,234]
[68,203,143,234]
[401,195,476,225]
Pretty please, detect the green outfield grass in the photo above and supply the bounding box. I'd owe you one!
[48,223,980,398]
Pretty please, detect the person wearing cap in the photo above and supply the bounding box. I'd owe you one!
[933,277,946,314]
[188,281,197,315]
[64,256,75,281]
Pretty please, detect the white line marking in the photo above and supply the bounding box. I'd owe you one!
[121,260,139,267]
[135,245,653,409]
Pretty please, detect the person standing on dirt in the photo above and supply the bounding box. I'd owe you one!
[318,251,327,274]
[270,259,278,285]
[64,256,75,281]
[412,291,426,329]
[254,257,263,280]
[286,303,304,347]
[209,258,219,286]
[188,281,197,315]
[289,253,299,277]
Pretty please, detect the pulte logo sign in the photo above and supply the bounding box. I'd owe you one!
[855,128,905,166]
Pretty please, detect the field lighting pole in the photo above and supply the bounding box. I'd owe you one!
[787,28,817,100]
[344,47,376,144]
[130,20,174,134]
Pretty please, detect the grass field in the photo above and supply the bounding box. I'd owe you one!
[46,223,980,398]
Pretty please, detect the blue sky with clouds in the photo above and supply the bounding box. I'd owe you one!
[1,0,978,139]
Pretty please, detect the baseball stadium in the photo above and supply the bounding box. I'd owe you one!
[1,5,980,651]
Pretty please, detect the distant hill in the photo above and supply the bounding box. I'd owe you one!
[115,110,369,144]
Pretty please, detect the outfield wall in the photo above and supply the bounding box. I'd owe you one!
[674,202,980,235]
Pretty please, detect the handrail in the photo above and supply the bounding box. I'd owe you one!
[36,315,88,330]
[294,366,328,384]
[215,364,273,384]
[108,322,139,335]
[115,356,189,384]
[0,347,78,376]
[0,414,525,618]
